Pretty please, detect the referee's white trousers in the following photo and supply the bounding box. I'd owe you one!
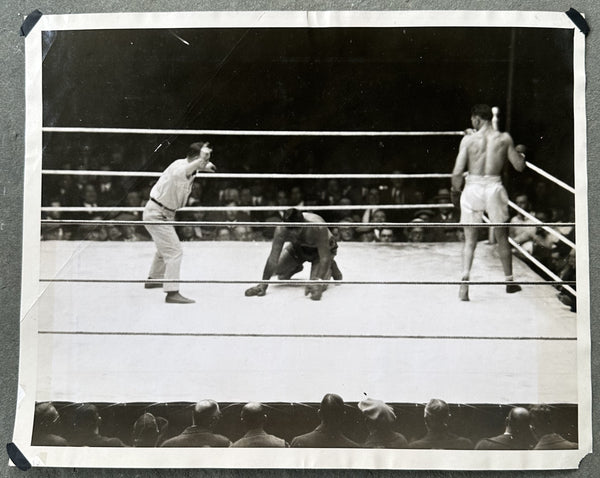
[143,201,182,293]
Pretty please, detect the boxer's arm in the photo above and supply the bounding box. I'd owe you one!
[261,231,285,282]
[505,134,526,172]
[245,229,285,297]
[451,137,468,192]
[314,230,333,280]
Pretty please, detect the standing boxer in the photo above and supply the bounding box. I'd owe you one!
[451,104,526,301]
[144,142,216,304]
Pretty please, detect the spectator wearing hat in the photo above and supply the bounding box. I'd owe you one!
[131,412,169,447]
[409,399,473,449]
[529,404,578,450]
[161,400,231,447]
[405,218,426,243]
[475,407,533,450]
[69,404,126,447]
[32,402,68,446]
[358,398,408,448]
[431,188,460,242]
[291,394,359,448]
[231,402,288,448]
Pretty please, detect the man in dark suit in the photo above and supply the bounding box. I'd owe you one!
[161,400,231,447]
[409,399,473,449]
[231,402,288,447]
[358,397,408,448]
[69,404,126,447]
[475,407,533,450]
[291,394,359,448]
[529,404,578,450]
[31,402,68,446]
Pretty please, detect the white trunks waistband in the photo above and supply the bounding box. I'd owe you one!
[465,175,502,185]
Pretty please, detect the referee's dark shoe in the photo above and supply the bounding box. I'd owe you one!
[165,291,195,304]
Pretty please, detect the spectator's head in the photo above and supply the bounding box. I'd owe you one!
[179,225,195,241]
[367,188,380,206]
[83,184,98,204]
[276,190,289,207]
[414,209,434,222]
[125,191,141,208]
[225,201,239,221]
[406,219,425,243]
[73,404,102,435]
[470,104,493,129]
[240,402,267,430]
[358,228,375,242]
[239,187,253,206]
[372,209,387,223]
[35,402,60,431]
[515,194,531,212]
[529,404,554,439]
[358,398,396,431]
[424,399,450,433]
[327,179,341,195]
[107,225,123,241]
[330,226,340,241]
[47,198,62,220]
[318,393,346,429]
[339,217,355,242]
[290,186,304,205]
[132,412,168,447]
[216,228,232,241]
[193,400,222,429]
[233,225,252,241]
[379,228,394,243]
[222,188,240,205]
[434,188,452,214]
[434,188,451,204]
[505,407,531,440]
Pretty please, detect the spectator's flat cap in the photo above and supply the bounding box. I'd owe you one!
[414,209,434,219]
[358,398,396,423]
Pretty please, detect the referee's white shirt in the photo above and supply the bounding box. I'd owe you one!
[150,159,194,210]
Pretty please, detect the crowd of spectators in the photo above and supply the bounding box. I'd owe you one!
[507,191,576,312]
[33,396,577,450]
[42,157,466,244]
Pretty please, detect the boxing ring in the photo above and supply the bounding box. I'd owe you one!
[34,238,576,405]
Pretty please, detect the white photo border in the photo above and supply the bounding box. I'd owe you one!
[14,9,591,470]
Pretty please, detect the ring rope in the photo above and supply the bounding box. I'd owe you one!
[508,201,575,249]
[41,126,467,137]
[482,215,577,297]
[41,170,453,180]
[39,278,575,286]
[41,203,454,213]
[40,219,575,229]
[525,161,575,194]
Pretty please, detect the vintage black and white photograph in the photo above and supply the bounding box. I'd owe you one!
[13,10,590,469]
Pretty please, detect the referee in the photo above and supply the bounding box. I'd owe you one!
[143,142,216,304]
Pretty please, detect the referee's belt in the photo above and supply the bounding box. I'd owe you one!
[150,197,177,213]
